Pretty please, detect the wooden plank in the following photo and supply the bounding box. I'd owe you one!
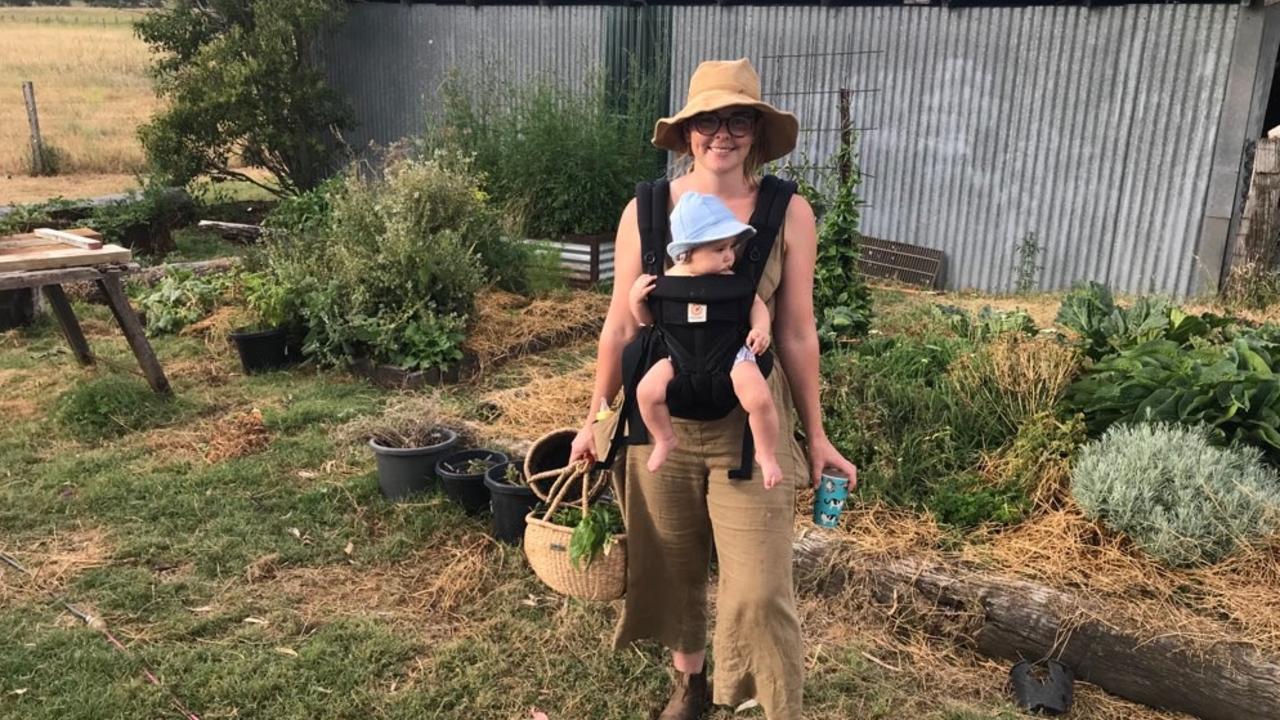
[0,244,131,273]
[0,263,139,292]
[41,285,93,366]
[96,271,170,394]
[0,228,103,244]
[34,228,103,250]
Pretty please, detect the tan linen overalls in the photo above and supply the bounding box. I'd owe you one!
[611,200,807,720]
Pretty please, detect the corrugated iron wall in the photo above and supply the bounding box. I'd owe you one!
[322,3,1250,297]
[670,4,1240,297]
[322,4,607,153]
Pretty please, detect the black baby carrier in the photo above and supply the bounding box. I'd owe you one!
[596,174,796,480]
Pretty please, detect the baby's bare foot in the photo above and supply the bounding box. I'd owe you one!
[760,457,784,489]
[647,436,678,473]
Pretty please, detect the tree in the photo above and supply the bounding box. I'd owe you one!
[135,0,353,195]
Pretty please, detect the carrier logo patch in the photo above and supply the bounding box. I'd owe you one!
[687,303,707,323]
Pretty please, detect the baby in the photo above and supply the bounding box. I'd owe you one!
[628,192,784,489]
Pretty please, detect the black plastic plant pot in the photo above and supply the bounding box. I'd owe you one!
[229,326,290,374]
[483,461,539,545]
[368,428,460,502]
[436,449,509,516]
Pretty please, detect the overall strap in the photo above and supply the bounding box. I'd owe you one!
[735,174,796,289]
[635,178,671,276]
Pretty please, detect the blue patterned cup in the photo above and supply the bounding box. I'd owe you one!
[813,469,851,528]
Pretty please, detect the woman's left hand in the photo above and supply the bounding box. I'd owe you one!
[807,435,858,490]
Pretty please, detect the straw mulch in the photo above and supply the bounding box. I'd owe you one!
[815,498,1280,662]
[463,290,608,371]
[1,526,113,605]
[472,352,598,444]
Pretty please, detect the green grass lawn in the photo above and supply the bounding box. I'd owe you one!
[0,295,1107,720]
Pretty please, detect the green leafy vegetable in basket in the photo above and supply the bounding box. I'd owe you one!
[552,503,624,570]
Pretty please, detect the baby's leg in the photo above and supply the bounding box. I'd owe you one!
[637,359,678,472]
[730,360,784,489]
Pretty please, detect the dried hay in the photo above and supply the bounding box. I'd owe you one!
[253,529,505,633]
[964,506,1280,655]
[204,408,271,463]
[819,497,1280,662]
[334,392,446,449]
[1,526,112,604]
[181,304,251,352]
[463,289,608,370]
[478,354,597,443]
[167,356,234,387]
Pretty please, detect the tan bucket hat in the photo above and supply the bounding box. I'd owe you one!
[652,58,799,162]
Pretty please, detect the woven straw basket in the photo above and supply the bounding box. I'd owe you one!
[524,445,627,601]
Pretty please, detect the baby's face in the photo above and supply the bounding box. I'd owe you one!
[685,237,738,274]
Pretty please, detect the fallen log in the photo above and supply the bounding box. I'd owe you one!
[61,257,242,302]
[792,531,1280,720]
[197,220,263,243]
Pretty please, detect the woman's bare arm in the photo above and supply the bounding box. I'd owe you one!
[772,194,858,486]
[569,199,644,461]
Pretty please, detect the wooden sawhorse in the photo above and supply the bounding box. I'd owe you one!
[0,262,171,394]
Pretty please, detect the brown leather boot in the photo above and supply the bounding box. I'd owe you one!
[657,668,708,720]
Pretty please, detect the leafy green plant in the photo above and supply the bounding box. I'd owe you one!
[135,269,233,335]
[551,503,625,570]
[55,375,183,439]
[502,463,528,487]
[1055,282,1227,361]
[429,68,663,239]
[935,305,1037,343]
[1072,422,1280,566]
[806,134,873,347]
[1066,336,1280,462]
[464,457,497,475]
[261,179,336,236]
[239,271,291,329]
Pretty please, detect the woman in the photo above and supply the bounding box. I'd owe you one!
[568,58,858,720]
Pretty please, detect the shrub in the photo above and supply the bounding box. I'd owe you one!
[26,142,65,177]
[263,153,487,371]
[136,0,352,194]
[86,182,197,257]
[430,70,663,239]
[1072,422,1280,566]
[0,197,82,236]
[56,376,183,438]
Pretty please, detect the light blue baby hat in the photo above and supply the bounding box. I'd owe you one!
[667,192,756,261]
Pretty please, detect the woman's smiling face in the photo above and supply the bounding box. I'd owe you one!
[684,106,758,174]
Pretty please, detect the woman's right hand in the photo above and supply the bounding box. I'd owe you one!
[568,421,597,465]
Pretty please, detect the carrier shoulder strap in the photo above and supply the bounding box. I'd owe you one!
[635,178,671,277]
[735,174,796,289]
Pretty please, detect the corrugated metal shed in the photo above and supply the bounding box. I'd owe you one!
[323,4,607,152]
[322,2,1277,297]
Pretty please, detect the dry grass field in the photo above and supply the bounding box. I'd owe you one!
[0,6,157,179]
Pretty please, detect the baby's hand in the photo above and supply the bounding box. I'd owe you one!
[629,274,657,307]
[746,327,770,354]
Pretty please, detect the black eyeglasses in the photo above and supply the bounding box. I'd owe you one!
[689,111,758,138]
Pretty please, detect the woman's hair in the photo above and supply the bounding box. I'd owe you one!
[670,123,765,187]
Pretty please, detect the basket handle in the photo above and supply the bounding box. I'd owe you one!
[538,461,618,521]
